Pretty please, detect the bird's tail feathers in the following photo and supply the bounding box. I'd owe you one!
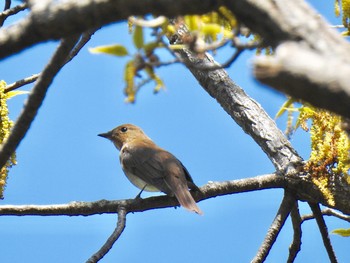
[174,187,203,215]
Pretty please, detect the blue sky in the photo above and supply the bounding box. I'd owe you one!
[0,1,348,262]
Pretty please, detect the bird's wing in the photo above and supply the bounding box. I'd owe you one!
[121,144,173,194]
[122,143,202,214]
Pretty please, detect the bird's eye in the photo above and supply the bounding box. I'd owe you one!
[120,127,128,133]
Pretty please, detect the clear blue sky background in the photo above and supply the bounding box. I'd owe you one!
[0,1,348,262]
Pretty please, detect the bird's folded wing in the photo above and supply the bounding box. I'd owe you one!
[121,145,173,194]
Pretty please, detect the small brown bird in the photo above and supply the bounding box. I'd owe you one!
[98,124,202,214]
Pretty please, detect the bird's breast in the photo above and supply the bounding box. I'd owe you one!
[121,164,160,192]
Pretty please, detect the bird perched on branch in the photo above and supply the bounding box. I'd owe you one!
[98,124,203,215]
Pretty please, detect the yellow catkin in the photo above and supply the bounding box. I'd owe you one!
[123,61,136,103]
[342,0,350,27]
[335,0,341,17]
[304,109,350,205]
[0,81,16,199]
[279,103,350,206]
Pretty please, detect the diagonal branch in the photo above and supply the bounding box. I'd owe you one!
[86,208,127,263]
[0,36,80,171]
[5,73,40,93]
[174,48,302,173]
[251,191,296,263]
[5,28,98,92]
[287,201,302,263]
[309,203,338,263]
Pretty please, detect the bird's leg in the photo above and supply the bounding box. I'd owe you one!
[135,184,147,199]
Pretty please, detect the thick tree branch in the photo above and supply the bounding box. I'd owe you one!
[0,36,80,170]
[174,48,303,173]
[223,0,350,119]
[0,0,348,119]
[288,202,302,263]
[251,191,295,263]
[254,42,350,119]
[0,0,217,59]
[86,208,127,263]
[309,203,338,263]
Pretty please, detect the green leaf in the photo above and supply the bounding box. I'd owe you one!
[89,44,129,56]
[275,98,295,119]
[143,42,163,55]
[5,90,29,99]
[331,228,350,237]
[133,26,144,50]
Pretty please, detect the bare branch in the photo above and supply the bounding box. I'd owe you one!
[0,173,335,217]
[251,191,295,263]
[0,36,80,171]
[0,2,27,27]
[0,174,285,216]
[5,73,40,92]
[309,203,338,263]
[86,208,127,263]
[302,208,350,223]
[287,202,302,263]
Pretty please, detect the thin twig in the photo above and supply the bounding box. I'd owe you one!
[3,0,11,11]
[86,208,127,263]
[287,201,302,263]
[65,28,99,64]
[173,37,260,71]
[0,2,27,27]
[191,48,244,71]
[5,74,40,92]
[0,0,11,26]
[251,191,296,263]
[0,36,80,171]
[196,38,260,71]
[309,203,338,263]
[5,28,98,92]
[302,208,350,223]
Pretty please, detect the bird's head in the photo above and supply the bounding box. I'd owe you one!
[98,124,150,150]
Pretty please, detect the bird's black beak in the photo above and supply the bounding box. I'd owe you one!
[98,131,112,139]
